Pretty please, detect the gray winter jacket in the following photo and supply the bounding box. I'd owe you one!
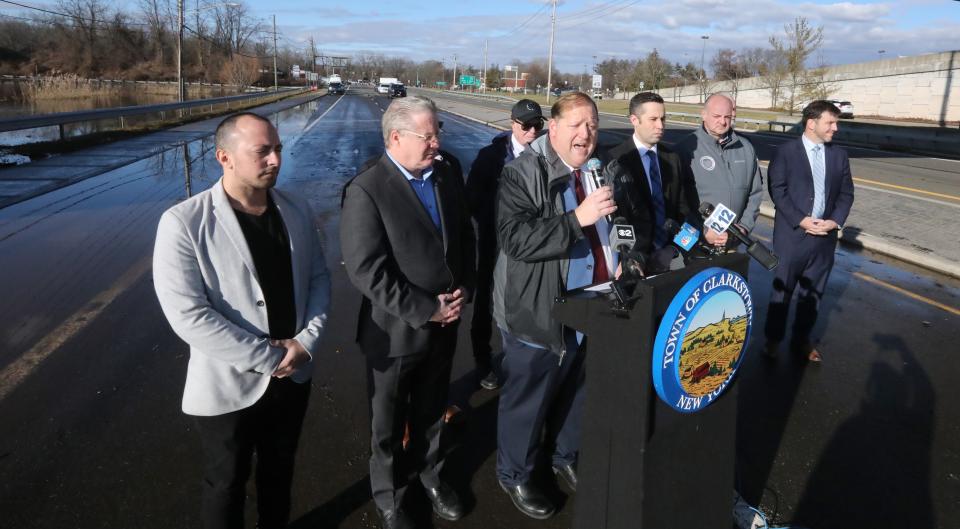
[675,126,763,233]
[491,135,586,355]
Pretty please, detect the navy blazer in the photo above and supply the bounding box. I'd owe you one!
[767,137,854,246]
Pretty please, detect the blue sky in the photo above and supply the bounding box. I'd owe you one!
[247,0,960,73]
[3,1,958,73]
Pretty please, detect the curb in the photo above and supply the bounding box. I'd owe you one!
[758,204,960,280]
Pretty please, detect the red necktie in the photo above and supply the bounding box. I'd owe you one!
[572,170,610,284]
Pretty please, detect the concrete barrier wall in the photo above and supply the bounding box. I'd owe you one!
[653,51,960,124]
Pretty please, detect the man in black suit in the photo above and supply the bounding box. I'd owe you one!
[764,100,854,362]
[465,99,546,390]
[340,96,476,529]
[603,92,698,269]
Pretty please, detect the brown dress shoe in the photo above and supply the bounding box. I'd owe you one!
[443,405,464,425]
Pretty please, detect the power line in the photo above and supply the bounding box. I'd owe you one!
[0,0,150,27]
[183,23,274,60]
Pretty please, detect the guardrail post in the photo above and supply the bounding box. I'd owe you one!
[58,124,65,141]
[119,116,125,129]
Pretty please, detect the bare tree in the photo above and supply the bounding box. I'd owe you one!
[138,0,170,64]
[770,16,824,114]
[211,2,260,57]
[58,0,109,70]
[757,49,788,109]
[711,48,751,101]
[799,54,838,103]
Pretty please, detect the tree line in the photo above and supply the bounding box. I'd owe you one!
[1,2,830,111]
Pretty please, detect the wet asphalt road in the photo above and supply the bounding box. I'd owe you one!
[0,88,958,529]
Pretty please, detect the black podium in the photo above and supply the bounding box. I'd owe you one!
[553,253,749,529]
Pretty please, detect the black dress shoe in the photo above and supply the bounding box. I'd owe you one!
[479,370,500,390]
[424,482,465,521]
[377,508,414,529]
[499,481,555,520]
[552,462,577,492]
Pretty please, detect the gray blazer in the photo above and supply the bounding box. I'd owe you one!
[153,179,331,416]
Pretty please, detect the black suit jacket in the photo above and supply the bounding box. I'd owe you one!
[340,152,476,358]
[603,138,700,255]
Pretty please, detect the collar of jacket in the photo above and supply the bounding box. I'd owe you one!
[527,134,579,190]
[698,124,740,150]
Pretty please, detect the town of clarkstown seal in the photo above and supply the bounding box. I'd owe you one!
[651,267,753,413]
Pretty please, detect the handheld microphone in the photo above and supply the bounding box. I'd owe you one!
[585,158,615,225]
[698,202,780,271]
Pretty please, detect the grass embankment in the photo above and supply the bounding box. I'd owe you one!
[4,88,319,165]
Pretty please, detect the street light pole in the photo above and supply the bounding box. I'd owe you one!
[545,0,558,104]
[699,35,709,103]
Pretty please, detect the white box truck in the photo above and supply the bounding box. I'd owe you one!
[378,77,399,94]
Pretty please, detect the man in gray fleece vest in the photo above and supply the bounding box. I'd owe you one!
[676,93,763,248]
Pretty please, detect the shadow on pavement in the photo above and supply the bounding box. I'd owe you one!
[792,334,935,529]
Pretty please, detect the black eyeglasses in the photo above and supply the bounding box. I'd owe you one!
[515,120,544,132]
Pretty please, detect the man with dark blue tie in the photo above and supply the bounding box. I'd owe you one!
[764,100,854,363]
[603,92,698,266]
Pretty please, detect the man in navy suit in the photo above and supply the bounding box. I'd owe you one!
[764,100,854,362]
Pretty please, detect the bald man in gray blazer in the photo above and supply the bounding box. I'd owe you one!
[153,112,331,529]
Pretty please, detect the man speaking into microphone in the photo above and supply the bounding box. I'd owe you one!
[493,92,614,519]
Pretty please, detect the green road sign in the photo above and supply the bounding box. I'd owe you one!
[459,75,476,86]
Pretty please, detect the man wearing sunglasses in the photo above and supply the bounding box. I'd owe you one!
[465,99,546,391]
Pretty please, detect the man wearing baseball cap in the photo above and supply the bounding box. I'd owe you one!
[465,99,546,391]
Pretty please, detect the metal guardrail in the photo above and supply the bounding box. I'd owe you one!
[0,87,307,139]
[664,111,798,133]
[413,87,516,104]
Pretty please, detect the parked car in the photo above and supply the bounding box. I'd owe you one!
[551,87,561,96]
[592,89,604,100]
[328,82,345,95]
[828,99,854,118]
[389,83,407,98]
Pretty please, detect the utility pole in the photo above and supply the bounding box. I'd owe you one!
[482,39,488,95]
[452,54,458,90]
[309,36,317,87]
[195,0,203,72]
[177,0,184,102]
[272,15,279,92]
[546,0,558,104]
[699,35,709,103]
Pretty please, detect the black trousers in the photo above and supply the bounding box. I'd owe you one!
[766,233,837,345]
[365,324,457,513]
[193,377,311,529]
[469,238,497,371]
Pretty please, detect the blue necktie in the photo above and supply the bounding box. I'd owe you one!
[646,150,667,248]
[811,145,825,219]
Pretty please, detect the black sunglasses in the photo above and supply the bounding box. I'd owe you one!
[515,119,544,132]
